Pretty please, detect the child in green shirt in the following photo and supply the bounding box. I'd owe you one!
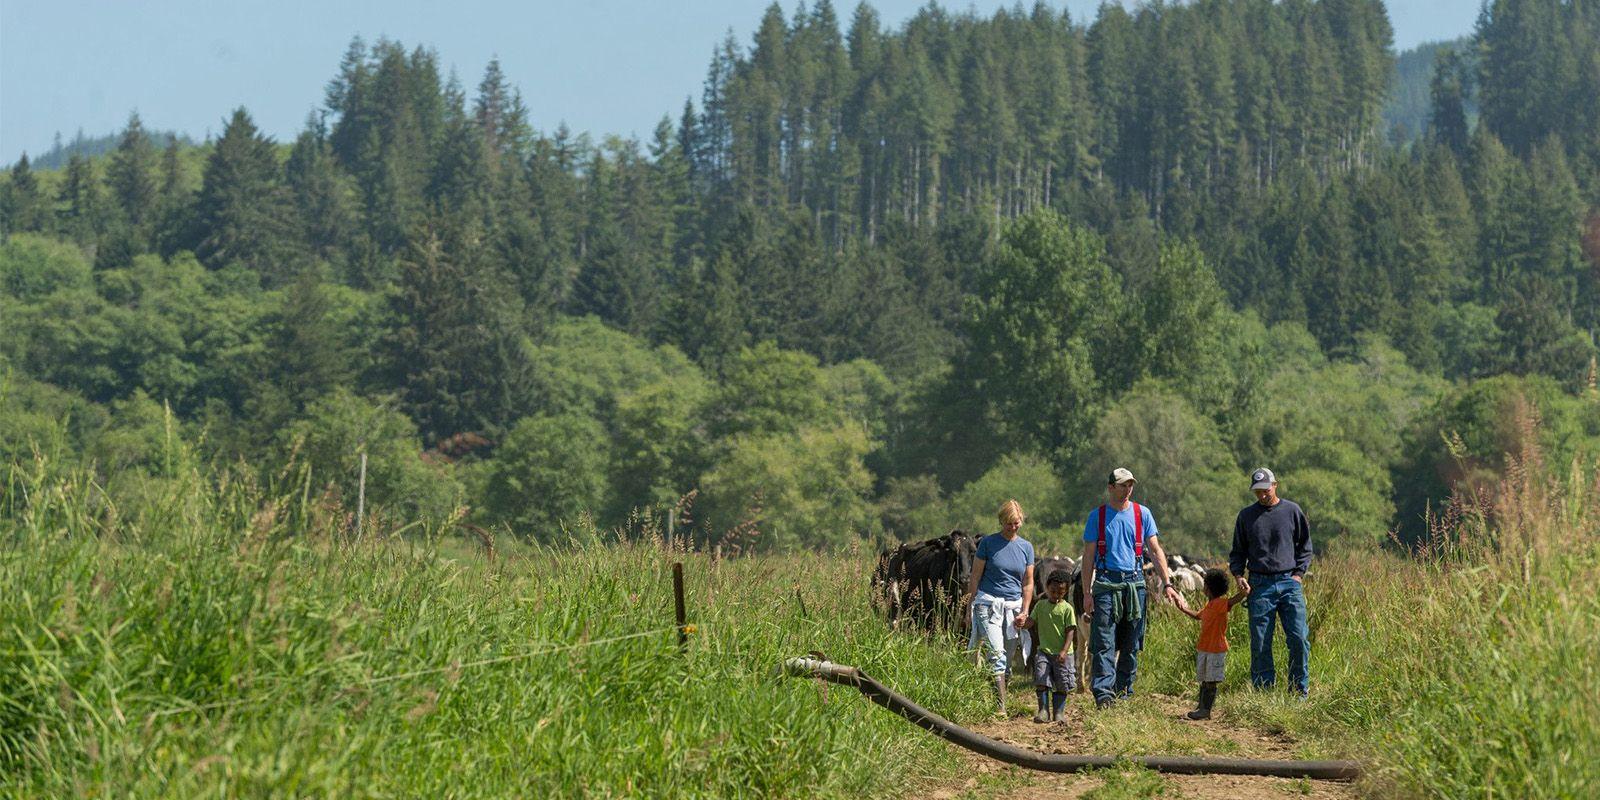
[1026,569,1078,723]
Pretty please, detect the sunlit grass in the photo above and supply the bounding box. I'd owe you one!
[3,425,1597,798]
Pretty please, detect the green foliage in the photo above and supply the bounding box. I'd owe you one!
[284,389,463,527]
[821,358,897,442]
[0,371,108,465]
[707,340,833,440]
[0,233,92,299]
[194,108,299,281]
[963,210,1114,467]
[944,453,1069,540]
[1394,374,1600,543]
[700,423,877,552]
[1077,383,1238,554]
[608,373,711,520]
[8,3,1600,556]
[1128,240,1235,415]
[1254,337,1446,545]
[1,154,47,236]
[381,222,535,442]
[481,412,611,541]
[527,315,702,425]
[876,474,948,543]
[107,111,159,230]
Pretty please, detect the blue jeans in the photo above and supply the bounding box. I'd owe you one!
[1089,571,1147,703]
[1247,573,1309,694]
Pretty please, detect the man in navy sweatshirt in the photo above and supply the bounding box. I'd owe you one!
[1229,468,1312,697]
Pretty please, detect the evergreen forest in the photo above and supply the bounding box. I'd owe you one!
[4,0,1599,555]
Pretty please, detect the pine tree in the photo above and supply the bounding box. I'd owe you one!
[195,107,297,281]
[474,57,533,172]
[107,111,158,229]
[382,219,535,441]
[159,136,185,205]
[429,75,493,220]
[56,154,106,244]
[1,153,46,235]
[1428,46,1471,158]
[265,265,353,415]
[285,113,356,262]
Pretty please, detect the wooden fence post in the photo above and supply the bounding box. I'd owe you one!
[356,451,367,539]
[673,561,687,651]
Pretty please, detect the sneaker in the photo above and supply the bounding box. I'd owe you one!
[1033,708,1050,724]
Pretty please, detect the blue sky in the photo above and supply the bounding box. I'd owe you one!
[1,0,1480,164]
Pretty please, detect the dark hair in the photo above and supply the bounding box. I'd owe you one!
[1046,570,1071,586]
[1203,569,1229,598]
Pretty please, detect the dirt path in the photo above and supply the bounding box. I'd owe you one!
[912,692,1360,800]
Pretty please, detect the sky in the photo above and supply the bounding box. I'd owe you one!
[1,0,1481,164]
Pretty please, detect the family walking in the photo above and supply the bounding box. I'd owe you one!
[964,465,1314,722]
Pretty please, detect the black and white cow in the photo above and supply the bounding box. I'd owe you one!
[873,530,977,633]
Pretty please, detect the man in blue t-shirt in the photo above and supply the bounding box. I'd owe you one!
[1080,468,1180,708]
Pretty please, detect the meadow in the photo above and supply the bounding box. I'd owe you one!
[2,430,1596,799]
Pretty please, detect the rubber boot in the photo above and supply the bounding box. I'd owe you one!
[993,677,1008,715]
[1186,682,1217,720]
[1033,689,1051,723]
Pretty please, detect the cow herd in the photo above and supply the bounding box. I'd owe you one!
[872,531,1214,683]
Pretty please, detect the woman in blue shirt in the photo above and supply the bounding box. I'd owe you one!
[965,499,1036,713]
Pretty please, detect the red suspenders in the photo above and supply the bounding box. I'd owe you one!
[1096,502,1143,561]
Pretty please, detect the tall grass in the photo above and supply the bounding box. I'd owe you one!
[1132,411,1600,798]
[0,442,990,798]
[3,406,1596,798]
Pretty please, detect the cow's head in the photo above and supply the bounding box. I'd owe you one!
[945,529,976,589]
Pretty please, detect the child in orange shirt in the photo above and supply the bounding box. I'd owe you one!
[1176,568,1248,720]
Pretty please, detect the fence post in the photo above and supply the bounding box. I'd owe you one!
[673,561,687,651]
[356,451,367,539]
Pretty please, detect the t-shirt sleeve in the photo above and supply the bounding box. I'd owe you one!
[1142,506,1159,539]
[1081,510,1097,543]
[975,534,994,561]
[1023,540,1036,564]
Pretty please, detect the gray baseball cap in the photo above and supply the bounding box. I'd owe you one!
[1250,467,1276,490]
[1108,467,1136,485]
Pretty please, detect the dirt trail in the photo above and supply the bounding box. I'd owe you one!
[912,692,1359,800]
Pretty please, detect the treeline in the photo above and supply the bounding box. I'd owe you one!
[1,0,1598,554]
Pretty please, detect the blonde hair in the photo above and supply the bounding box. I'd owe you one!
[998,499,1026,526]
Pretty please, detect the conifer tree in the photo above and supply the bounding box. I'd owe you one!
[264,265,352,416]
[1428,46,1471,158]
[382,218,534,442]
[195,108,297,281]
[1,153,46,235]
[56,154,105,245]
[107,111,158,229]
[285,113,356,262]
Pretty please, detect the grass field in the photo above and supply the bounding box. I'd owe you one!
[2,436,1596,798]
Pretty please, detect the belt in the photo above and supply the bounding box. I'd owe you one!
[1097,569,1142,581]
[1249,570,1295,581]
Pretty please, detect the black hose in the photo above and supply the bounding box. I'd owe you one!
[782,658,1360,781]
